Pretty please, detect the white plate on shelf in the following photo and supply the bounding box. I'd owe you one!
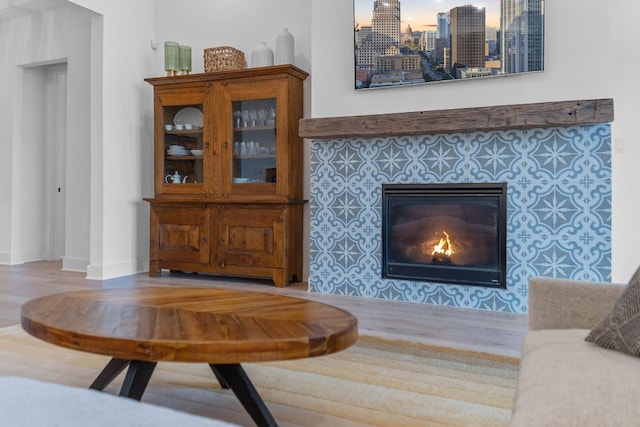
[174,107,203,128]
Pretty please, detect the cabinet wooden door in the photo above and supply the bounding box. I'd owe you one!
[153,84,214,195]
[216,205,284,270]
[215,78,289,199]
[149,205,210,275]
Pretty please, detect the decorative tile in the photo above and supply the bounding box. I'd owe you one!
[309,124,611,313]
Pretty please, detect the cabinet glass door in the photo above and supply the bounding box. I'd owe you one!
[162,103,205,187]
[231,99,277,184]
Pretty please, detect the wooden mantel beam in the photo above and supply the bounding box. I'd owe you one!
[299,98,614,139]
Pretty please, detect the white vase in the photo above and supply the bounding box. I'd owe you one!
[275,28,294,65]
[251,42,274,68]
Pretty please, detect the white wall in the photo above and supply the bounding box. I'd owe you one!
[0,7,93,268]
[68,0,313,279]
[0,0,312,279]
[608,2,640,283]
[153,0,311,76]
[310,0,640,283]
[83,0,312,279]
[0,0,156,278]
[67,0,156,279]
[3,0,637,283]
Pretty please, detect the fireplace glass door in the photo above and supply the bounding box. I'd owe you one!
[382,183,507,288]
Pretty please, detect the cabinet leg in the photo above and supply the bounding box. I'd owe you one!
[148,261,160,277]
[292,265,302,283]
[272,270,287,288]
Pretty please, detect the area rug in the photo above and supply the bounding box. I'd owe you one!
[0,325,518,426]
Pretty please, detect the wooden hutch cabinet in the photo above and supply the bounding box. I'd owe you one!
[144,65,308,287]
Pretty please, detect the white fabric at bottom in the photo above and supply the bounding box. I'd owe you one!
[0,376,238,427]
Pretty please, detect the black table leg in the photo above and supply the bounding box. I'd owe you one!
[91,359,276,425]
[211,363,277,427]
[90,358,156,401]
[119,360,157,401]
[89,358,130,391]
[209,364,230,389]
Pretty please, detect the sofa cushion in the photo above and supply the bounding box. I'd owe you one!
[0,376,238,427]
[585,266,640,356]
[511,329,640,426]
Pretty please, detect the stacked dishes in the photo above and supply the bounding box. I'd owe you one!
[167,145,189,156]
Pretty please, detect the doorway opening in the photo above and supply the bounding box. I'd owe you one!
[21,63,68,262]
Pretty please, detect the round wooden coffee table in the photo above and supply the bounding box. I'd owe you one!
[21,287,358,427]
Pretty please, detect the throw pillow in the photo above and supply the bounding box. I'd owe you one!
[585,267,640,356]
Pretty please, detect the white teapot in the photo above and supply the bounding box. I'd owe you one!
[165,171,188,184]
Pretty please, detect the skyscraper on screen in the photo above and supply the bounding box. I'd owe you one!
[501,0,544,73]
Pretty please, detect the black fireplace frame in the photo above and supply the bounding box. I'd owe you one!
[381,183,507,288]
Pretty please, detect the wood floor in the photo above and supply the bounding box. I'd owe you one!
[0,261,527,358]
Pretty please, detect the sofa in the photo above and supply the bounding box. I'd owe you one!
[0,376,238,426]
[510,276,640,426]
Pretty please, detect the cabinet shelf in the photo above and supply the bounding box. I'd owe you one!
[232,154,276,160]
[234,126,276,132]
[165,130,203,136]
[166,155,203,160]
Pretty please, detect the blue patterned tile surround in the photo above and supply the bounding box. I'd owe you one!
[309,124,611,313]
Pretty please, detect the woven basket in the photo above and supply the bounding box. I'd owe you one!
[203,46,246,72]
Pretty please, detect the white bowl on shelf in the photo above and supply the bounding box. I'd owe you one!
[232,177,250,183]
[190,149,203,156]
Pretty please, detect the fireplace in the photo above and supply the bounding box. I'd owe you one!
[382,183,507,288]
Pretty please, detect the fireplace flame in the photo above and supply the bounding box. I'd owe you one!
[431,230,455,257]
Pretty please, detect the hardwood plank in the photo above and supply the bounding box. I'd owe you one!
[0,261,527,358]
[298,98,614,139]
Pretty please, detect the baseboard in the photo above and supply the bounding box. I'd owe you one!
[61,257,89,273]
[85,258,148,280]
[0,252,23,265]
[18,251,48,264]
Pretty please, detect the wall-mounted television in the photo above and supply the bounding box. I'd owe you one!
[354,0,544,89]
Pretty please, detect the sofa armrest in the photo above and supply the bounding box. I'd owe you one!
[528,277,625,330]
